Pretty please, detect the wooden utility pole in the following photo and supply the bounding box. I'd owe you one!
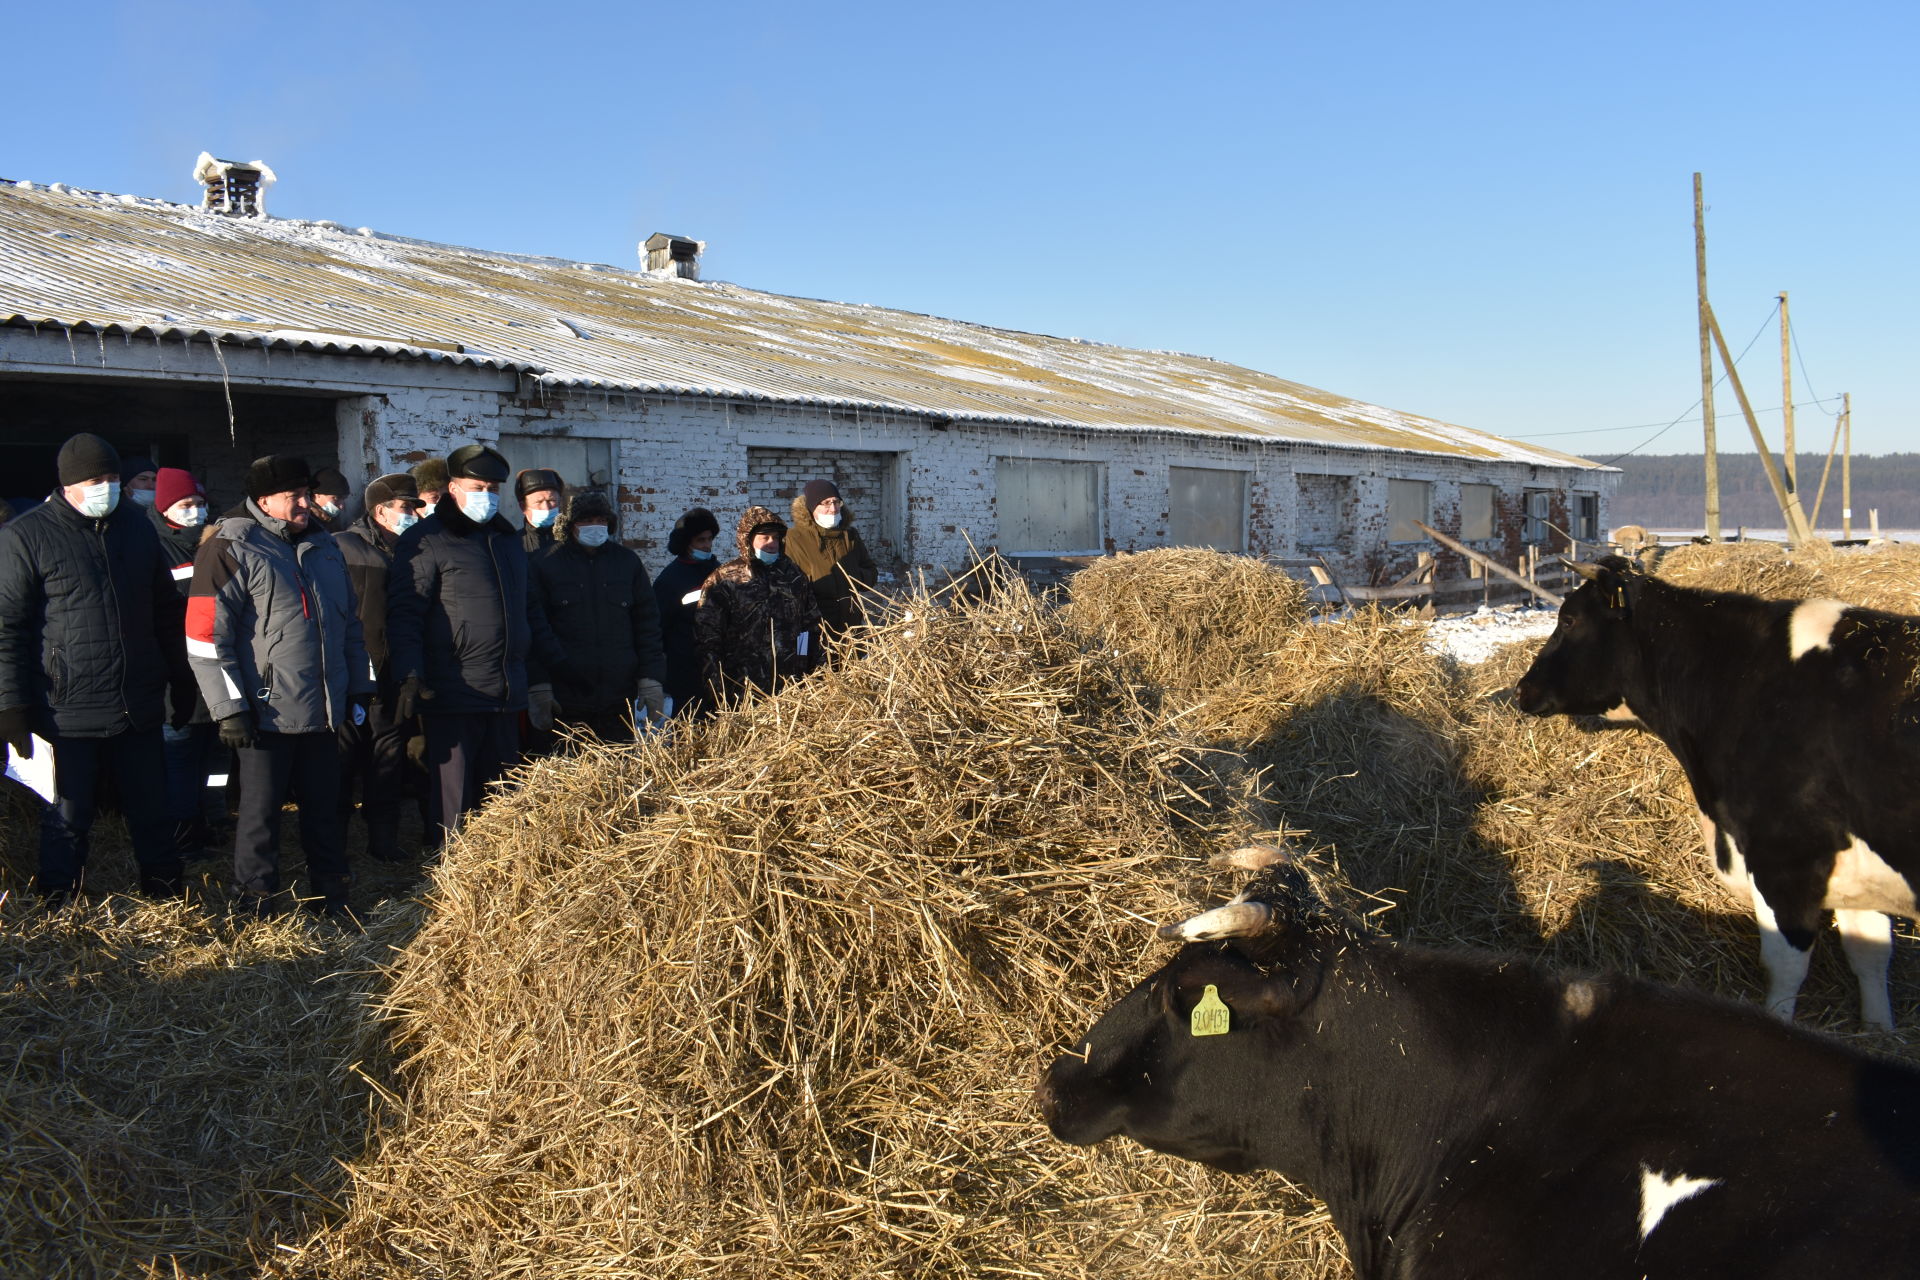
[1843,392,1853,540]
[1695,175,1721,541]
[1810,407,1846,530]
[1704,302,1814,544]
[1779,291,1795,493]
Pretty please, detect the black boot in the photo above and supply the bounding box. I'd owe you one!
[138,861,185,900]
[365,821,407,863]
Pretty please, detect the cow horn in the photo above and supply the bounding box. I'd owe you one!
[1157,900,1274,942]
[1562,558,1604,582]
[1209,844,1292,871]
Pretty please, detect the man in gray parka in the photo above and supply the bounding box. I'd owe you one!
[186,454,372,918]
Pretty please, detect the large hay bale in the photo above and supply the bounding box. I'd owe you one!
[296,578,1344,1279]
[1651,540,1920,614]
[1062,549,1309,694]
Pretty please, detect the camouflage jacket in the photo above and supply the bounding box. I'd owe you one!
[695,506,823,696]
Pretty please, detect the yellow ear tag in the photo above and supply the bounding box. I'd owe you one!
[1190,985,1230,1037]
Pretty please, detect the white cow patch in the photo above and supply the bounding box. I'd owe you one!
[1562,980,1597,1020]
[1824,836,1918,915]
[1638,1164,1721,1240]
[1600,700,1641,724]
[1788,598,1849,660]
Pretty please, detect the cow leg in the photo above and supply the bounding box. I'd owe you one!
[1835,909,1895,1031]
[1747,881,1813,1023]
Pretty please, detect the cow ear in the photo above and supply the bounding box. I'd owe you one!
[1178,956,1318,1026]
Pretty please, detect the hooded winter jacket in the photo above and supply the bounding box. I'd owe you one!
[694,507,822,697]
[0,491,189,738]
[385,497,563,715]
[186,502,373,734]
[785,493,878,634]
[529,496,665,715]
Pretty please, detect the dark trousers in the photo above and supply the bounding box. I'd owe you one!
[161,722,218,826]
[234,731,348,900]
[337,699,414,850]
[423,711,519,840]
[36,726,178,895]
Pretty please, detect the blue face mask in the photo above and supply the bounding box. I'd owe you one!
[690,547,715,561]
[392,511,419,534]
[528,506,559,529]
[458,490,499,524]
[577,525,610,548]
[76,480,121,518]
[754,547,780,565]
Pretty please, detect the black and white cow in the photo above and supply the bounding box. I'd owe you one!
[1038,850,1920,1279]
[1514,555,1920,1028]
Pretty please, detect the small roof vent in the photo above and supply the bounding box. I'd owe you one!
[193,152,277,217]
[642,232,703,280]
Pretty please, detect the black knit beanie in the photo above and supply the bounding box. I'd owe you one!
[246,454,313,501]
[57,433,121,486]
[667,507,721,557]
[801,478,841,511]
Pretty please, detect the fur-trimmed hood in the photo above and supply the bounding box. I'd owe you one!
[789,492,857,532]
[734,505,788,559]
[556,489,621,545]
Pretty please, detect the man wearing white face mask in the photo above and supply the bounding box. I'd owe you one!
[149,466,221,860]
[386,444,565,844]
[529,489,665,741]
[335,473,427,861]
[515,468,565,556]
[0,433,197,904]
[652,507,722,720]
[121,455,160,509]
[784,478,878,660]
[310,468,352,534]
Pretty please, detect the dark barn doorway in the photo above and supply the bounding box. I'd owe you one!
[1,378,344,515]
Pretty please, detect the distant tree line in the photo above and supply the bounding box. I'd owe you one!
[1608,452,1918,531]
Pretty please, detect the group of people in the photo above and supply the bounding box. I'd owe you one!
[0,434,877,919]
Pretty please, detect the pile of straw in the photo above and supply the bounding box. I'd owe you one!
[9,540,1920,1279]
[0,884,401,1279]
[294,578,1337,1278]
[1651,539,1920,613]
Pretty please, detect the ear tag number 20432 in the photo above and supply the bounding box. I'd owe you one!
[1190,984,1230,1037]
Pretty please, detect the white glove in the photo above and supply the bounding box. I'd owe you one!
[637,678,667,721]
[528,683,557,731]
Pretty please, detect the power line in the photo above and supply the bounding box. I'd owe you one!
[1512,394,1846,439]
[1588,302,1781,467]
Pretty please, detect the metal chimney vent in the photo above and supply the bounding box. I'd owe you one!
[193,152,277,217]
[642,232,703,280]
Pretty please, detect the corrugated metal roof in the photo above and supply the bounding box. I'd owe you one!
[0,179,1604,469]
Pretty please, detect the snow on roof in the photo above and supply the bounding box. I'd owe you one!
[0,179,1605,469]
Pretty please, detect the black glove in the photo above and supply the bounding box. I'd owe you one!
[0,707,32,759]
[396,676,434,721]
[218,711,257,752]
[168,681,198,730]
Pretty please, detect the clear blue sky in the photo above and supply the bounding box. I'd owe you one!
[9,0,1915,459]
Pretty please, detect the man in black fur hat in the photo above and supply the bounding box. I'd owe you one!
[386,444,564,843]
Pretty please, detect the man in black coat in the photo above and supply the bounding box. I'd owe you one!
[386,444,564,843]
[0,433,195,902]
[334,473,426,860]
[530,490,666,741]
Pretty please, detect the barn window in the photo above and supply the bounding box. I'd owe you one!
[1460,483,1496,541]
[1573,493,1599,543]
[1295,473,1351,550]
[1168,467,1248,552]
[1387,479,1432,543]
[996,457,1102,554]
[1524,489,1553,543]
[498,433,616,494]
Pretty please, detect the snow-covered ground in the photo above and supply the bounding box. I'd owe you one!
[1418,605,1560,664]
